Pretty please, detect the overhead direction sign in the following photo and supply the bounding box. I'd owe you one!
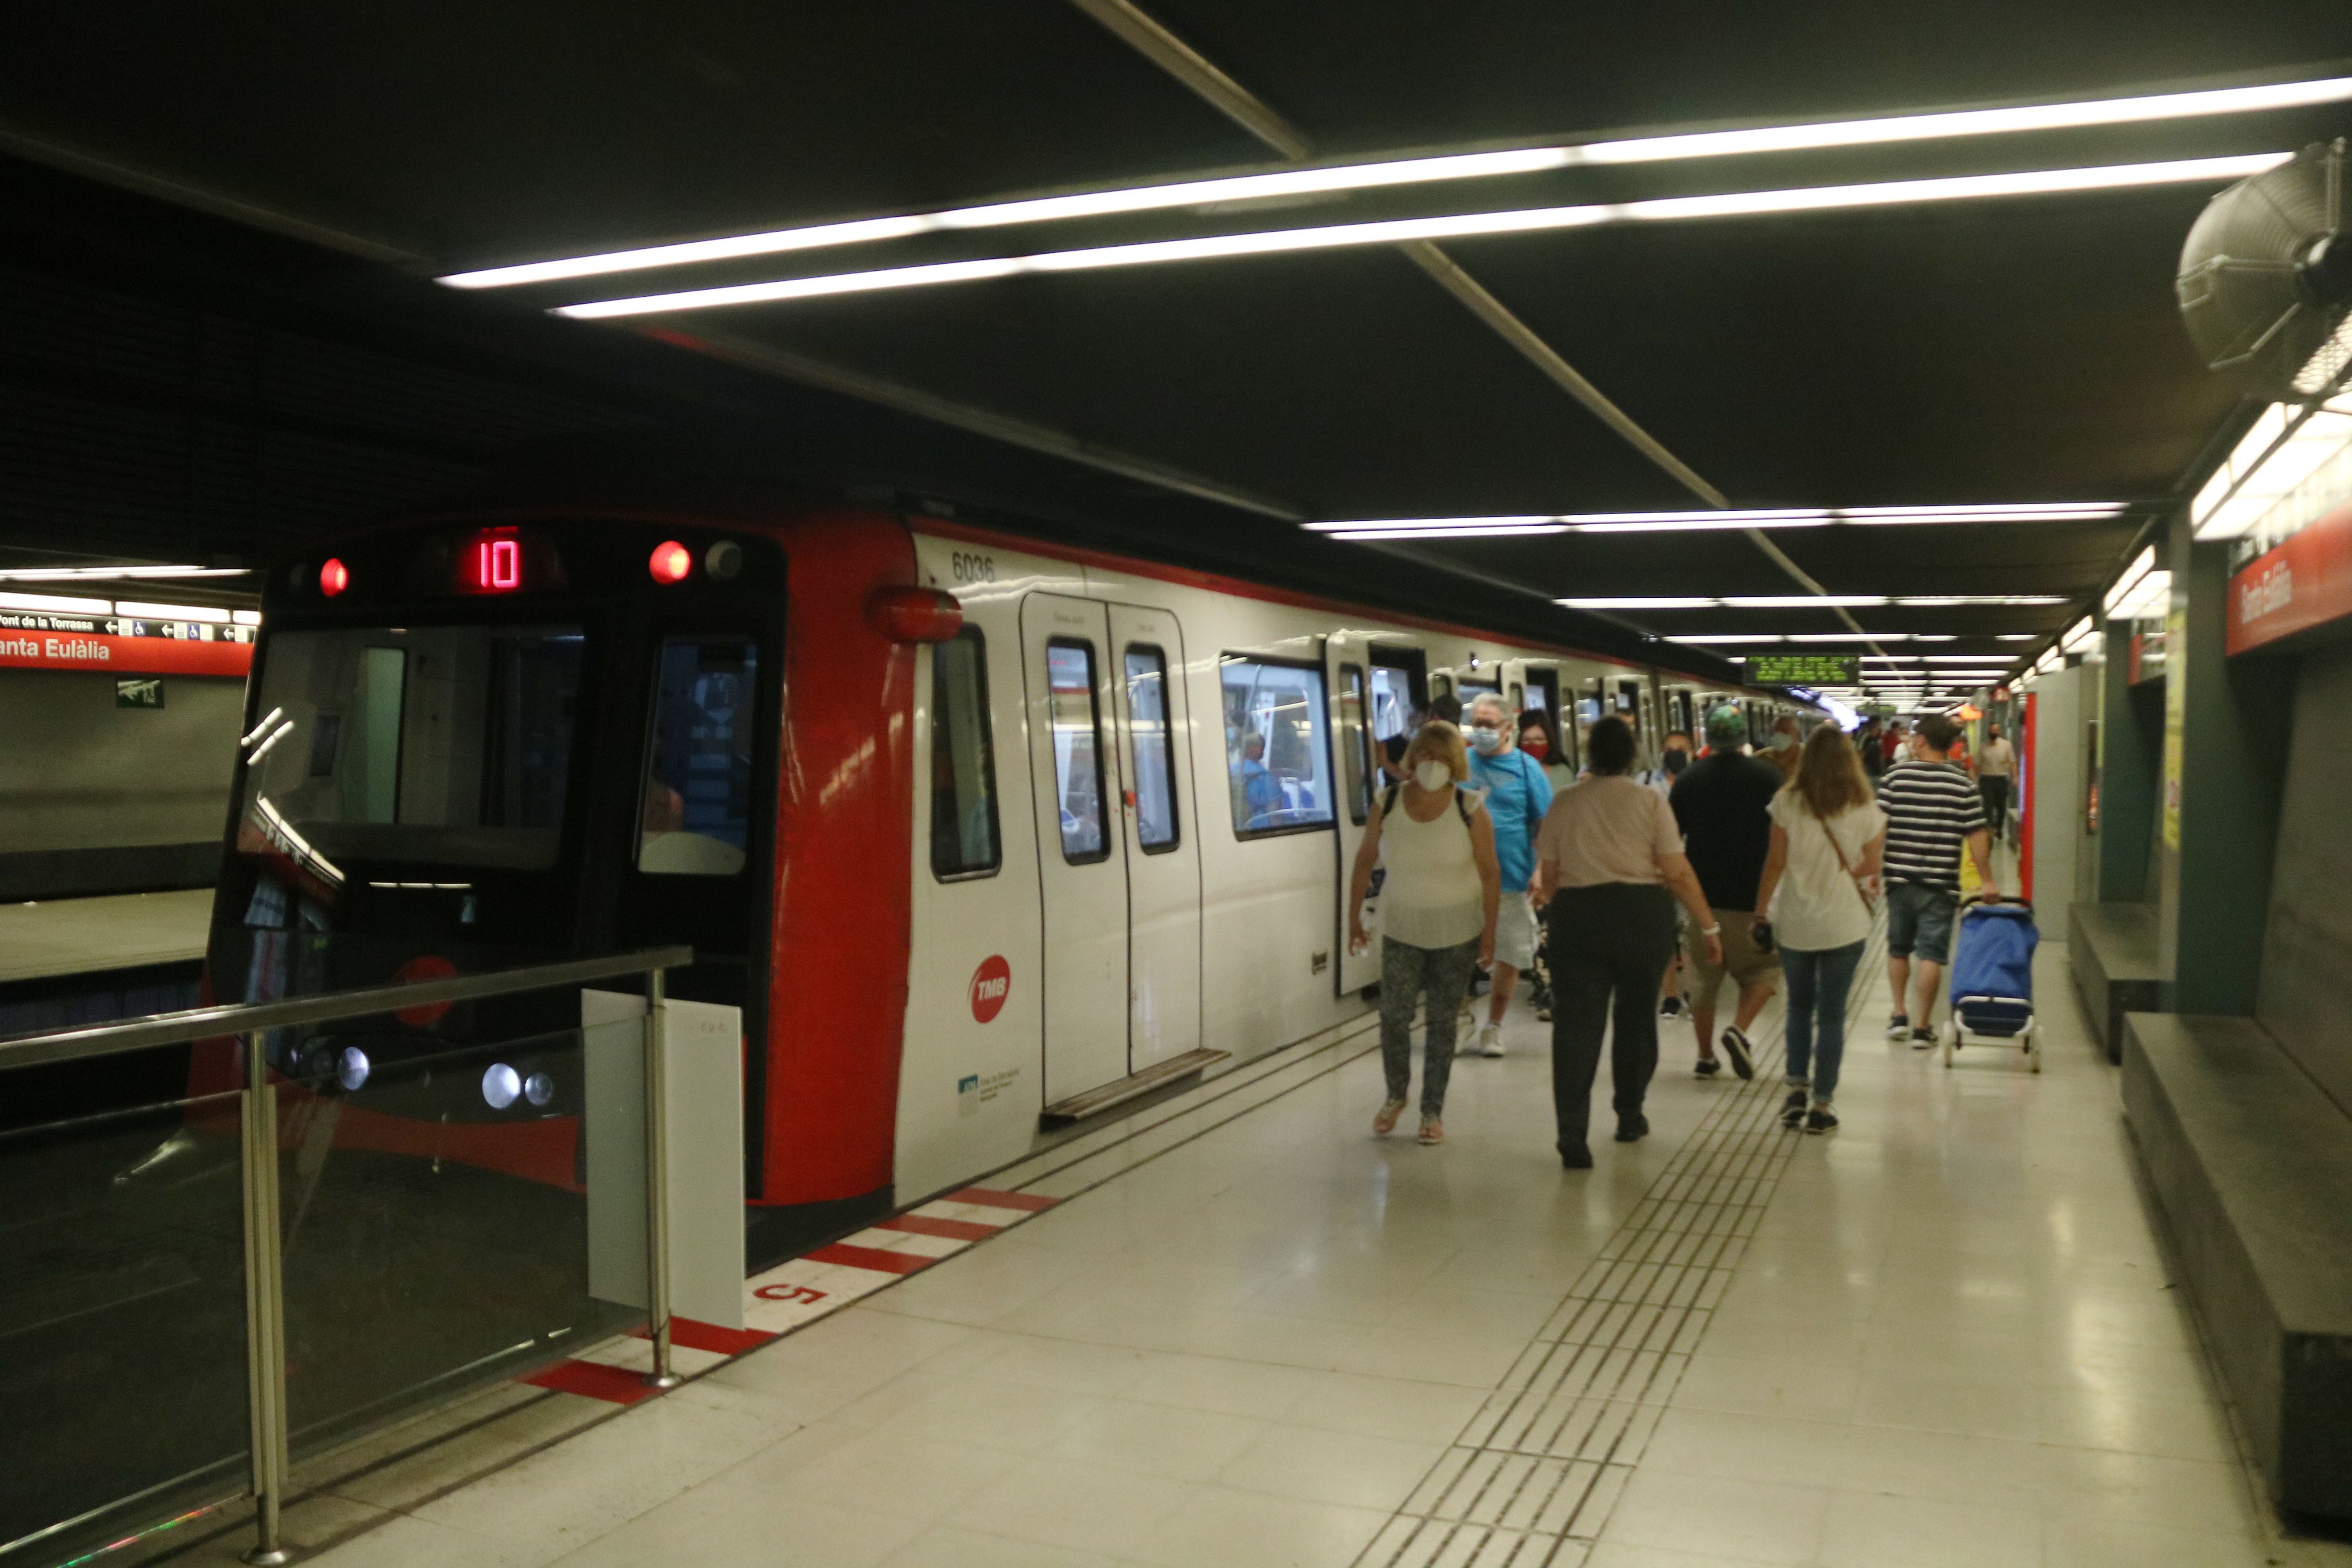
[1747,653,1860,686]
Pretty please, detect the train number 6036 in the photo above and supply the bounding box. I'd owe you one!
[949,551,996,584]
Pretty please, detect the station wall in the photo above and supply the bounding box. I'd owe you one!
[0,670,240,900]
[2256,643,2352,1118]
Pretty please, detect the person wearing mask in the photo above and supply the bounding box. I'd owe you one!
[1752,727,1886,1134]
[1881,715,1997,1046]
[1533,716,1722,1168]
[1347,721,1500,1146]
[1466,693,1553,1057]
[1763,715,1803,783]
[1521,716,1573,794]
[1639,729,1694,798]
[1978,723,2016,843]
[1667,705,1783,1080]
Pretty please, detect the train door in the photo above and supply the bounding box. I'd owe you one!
[1108,604,1203,1070]
[1327,634,1380,993]
[1498,658,1528,719]
[1020,593,1130,1103]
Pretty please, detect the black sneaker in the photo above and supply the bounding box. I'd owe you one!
[1719,1027,1756,1081]
[1694,1057,1722,1079]
[1911,1027,1935,1050]
[1614,1112,1649,1144]
[1659,994,1685,1019]
[1885,1014,1910,1041]
[1781,1090,1808,1128]
[1560,1143,1593,1169]
[1804,1104,1840,1134]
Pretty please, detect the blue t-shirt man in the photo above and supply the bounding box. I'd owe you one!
[1469,745,1552,894]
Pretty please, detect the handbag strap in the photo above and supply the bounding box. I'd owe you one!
[1813,805,1875,910]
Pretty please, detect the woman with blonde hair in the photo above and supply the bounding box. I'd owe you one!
[1752,725,1887,1134]
[1348,720,1501,1145]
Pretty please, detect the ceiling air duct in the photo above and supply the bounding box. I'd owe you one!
[2177,139,2352,397]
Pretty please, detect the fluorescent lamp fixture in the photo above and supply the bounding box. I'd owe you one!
[1306,516,1558,533]
[2060,617,2099,653]
[2103,546,2154,616]
[1321,525,1568,541]
[554,156,2286,319]
[1839,503,2127,524]
[1996,633,2037,640]
[0,564,248,582]
[1556,597,1721,609]
[1668,634,1787,644]
[1315,514,2118,540]
[115,601,232,623]
[2292,312,2352,397]
[233,609,262,627]
[456,79,2348,293]
[1720,595,1888,608]
[2192,401,2352,541]
[1892,594,2069,606]
[0,590,112,614]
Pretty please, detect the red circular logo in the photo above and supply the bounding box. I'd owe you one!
[393,954,459,1027]
[968,956,1011,1023]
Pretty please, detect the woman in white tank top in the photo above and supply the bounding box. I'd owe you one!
[1346,721,1501,1145]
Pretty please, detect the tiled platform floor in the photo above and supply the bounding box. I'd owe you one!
[190,933,2352,1568]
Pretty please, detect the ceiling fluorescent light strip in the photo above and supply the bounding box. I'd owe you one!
[1311,510,2121,537]
[452,79,2351,292]
[1324,525,1569,540]
[554,155,2285,320]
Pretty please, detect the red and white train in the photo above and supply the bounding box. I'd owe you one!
[207,505,1809,1259]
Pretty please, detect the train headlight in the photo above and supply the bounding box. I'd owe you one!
[524,1072,554,1107]
[339,1047,371,1092]
[649,541,693,585]
[482,1063,522,1109]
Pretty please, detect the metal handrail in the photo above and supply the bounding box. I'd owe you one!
[0,945,695,1072]
[0,941,695,1565]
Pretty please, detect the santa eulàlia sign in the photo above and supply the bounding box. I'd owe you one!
[0,613,254,677]
[2228,498,2352,658]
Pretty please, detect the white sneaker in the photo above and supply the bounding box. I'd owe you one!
[1475,1021,1506,1058]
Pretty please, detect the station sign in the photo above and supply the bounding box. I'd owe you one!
[2228,497,2352,656]
[0,609,254,676]
[1746,653,1859,686]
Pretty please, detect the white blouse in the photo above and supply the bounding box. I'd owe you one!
[1379,788,1487,950]
[1766,792,1887,952]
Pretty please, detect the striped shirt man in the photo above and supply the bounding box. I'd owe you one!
[1879,759,1988,890]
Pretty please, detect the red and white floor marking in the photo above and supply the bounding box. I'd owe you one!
[521,1187,1057,1404]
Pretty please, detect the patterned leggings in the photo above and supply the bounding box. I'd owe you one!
[1378,935,1482,1117]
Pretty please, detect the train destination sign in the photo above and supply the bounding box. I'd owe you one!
[1747,654,1860,685]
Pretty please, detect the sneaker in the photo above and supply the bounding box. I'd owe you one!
[1418,1116,1445,1146]
[1560,1143,1593,1169]
[1694,1057,1722,1079]
[1613,1111,1649,1144]
[1911,1027,1935,1050]
[1804,1104,1840,1134]
[1536,1002,1552,1022]
[1373,1099,1407,1136]
[1781,1089,1809,1128]
[1476,1021,1506,1058]
[1719,1027,1756,1081]
[1885,1014,1910,1041]
[1659,994,1686,1019]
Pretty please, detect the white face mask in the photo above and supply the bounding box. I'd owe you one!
[1469,723,1505,754]
[1413,760,1452,791]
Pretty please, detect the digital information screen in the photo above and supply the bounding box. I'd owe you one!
[1747,654,1859,686]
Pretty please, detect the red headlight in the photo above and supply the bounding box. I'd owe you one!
[320,558,349,597]
[649,541,693,585]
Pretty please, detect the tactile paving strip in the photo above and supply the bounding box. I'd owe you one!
[1357,923,1887,1568]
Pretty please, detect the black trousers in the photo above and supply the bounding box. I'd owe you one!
[1546,882,1680,1152]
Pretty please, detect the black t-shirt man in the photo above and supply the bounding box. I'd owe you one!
[1668,749,1785,912]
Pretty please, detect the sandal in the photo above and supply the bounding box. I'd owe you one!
[1373,1099,1407,1137]
[1418,1117,1444,1146]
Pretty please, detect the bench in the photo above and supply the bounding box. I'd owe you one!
[2068,901,2163,1064]
[2122,1012,2352,1520]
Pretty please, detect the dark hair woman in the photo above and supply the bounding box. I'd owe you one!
[1531,716,1724,1167]
[1752,725,1887,1134]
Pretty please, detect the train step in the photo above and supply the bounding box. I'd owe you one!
[1038,1048,1230,1130]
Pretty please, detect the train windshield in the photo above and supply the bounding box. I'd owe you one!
[238,625,585,873]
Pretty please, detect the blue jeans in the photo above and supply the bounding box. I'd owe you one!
[1783,940,1865,1102]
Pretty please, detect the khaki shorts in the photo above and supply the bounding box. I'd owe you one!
[1683,906,1781,996]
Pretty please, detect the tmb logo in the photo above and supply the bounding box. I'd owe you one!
[968,955,1011,1023]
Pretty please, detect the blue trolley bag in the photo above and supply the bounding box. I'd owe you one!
[1943,900,2041,1070]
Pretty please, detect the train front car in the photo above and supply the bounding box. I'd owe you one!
[188,509,925,1436]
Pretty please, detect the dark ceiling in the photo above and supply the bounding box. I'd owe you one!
[3,2,2349,688]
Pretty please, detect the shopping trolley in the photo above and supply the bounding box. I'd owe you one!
[1941,895,2041,1073]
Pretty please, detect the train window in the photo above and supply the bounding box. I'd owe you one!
[1368,666,1413,742]
[1337,663,1371,825]
[931,630,1001,879]
[1047,640,1109,863]
[1221,656,1333,836]
[236,625,584,873]
[1456,680,1496,726]
[1123,645,1179,853]
[638,638,758,876]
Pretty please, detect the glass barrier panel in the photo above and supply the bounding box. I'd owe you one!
[0,1083,249,1562]
[271,1005,650,1457]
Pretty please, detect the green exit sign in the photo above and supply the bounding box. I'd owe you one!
[1747,654,1859,686]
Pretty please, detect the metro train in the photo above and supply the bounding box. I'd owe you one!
[200,504,1815,1260]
